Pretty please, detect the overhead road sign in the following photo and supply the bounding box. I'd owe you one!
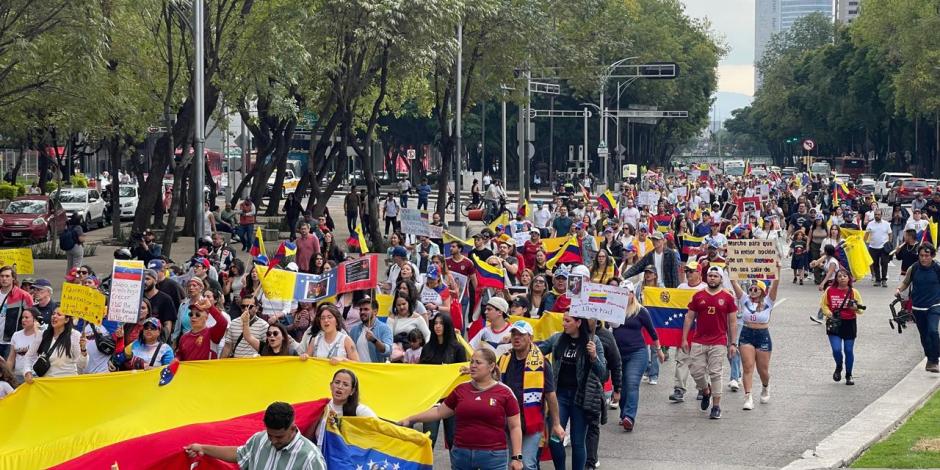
[603,110,688,119]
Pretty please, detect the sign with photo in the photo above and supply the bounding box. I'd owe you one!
[569,282,630,324]
[566,275,586,303]
[735,196,761,219]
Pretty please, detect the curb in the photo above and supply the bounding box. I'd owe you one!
[782,359,940,470]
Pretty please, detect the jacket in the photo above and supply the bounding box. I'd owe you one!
[349,320,394,363]
[539,332,607,414]
[623,248,682,288]
[594,326,621,425]
[0,286,34,343]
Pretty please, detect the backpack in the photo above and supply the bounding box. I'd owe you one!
[59,226,76,251]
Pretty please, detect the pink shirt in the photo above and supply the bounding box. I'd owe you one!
[295,234,320,272]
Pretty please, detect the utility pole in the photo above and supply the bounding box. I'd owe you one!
[453,19,463,230]
[501,98,507,186]
[192,0,205,248]
[480,102,485,175]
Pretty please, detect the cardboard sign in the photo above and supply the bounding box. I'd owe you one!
[451,271,469,301]
[0,248,34,274]
[569,282,630,324]
[107,260,144,323]
[637,191,659,208]
[400,208,442,238]
[726,239,780,281]
[60,283,107,325]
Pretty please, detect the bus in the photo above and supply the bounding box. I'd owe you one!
[837,156,869,179]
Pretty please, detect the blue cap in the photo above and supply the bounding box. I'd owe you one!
[148,260,165,270]
[392,246,408,258]
[426,264,440,280]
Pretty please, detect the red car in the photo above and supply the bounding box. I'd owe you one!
[0,196,67,244]
[886,179,932,205]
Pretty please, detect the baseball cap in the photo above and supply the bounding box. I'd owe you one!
[512,297,531,310]
[143,269,158,280]
[508,319,534,336]
[194,257,210,269]
[426,264,440,280]
[685,260,700,271]
[650,231,664,240]
[706,266,724,277]
[620,280,636,293]
[143,317,161,329]
[148,259,166,270]
[553,265,570,278]
[530,228,540,234]
[486,297,509,314]
[392,246,408,258]
[32,278,53,289]
[197,247,210,257]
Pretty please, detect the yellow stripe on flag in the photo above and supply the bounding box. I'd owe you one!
[355,224,369,253]
[487,211,510,233]
[509,312,564,342]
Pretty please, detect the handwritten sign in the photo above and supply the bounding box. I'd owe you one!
[726,239,780,281]
[107,260,144,323]
[60,283,107,325]
[637,191,659,208]
[400,208,443,238]
[569,282,630,324]
[0,248,34,274]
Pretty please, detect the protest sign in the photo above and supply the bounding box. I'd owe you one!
[726,239,780,281]
[735,196,761,218]
[673,186,688,198]
[107,260,144,323]
[258,255,379,302]
[451,271,468,301]
[60,283,107,325]
[338,254,379,292]
[419,285,443,306]
[0,248,34,274]
[637,191,659,208]
[512,231,531,247]
[297,272,336,302]
[757,184,770,197]
[400,208,433,237]
[566,275,586,303]
[569,282,630,324]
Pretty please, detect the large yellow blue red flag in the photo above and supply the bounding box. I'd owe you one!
[0,358,464,469]
[545,236,582,270]
[641,287,697,347]
[597,189,619,216]
[472,254,506,289]
[322,415,433,470]
[250,226,266,257]
[839,227,873,281]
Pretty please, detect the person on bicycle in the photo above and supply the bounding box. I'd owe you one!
[484,179,502,221]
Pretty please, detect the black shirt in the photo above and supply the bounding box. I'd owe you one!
[157,278,184,311]
[146,289,178,326]
[471,247,494,263]
[557,342,580,390]
[788,212,812,233]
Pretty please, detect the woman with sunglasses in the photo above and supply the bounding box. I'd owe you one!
[730,266,780,410]
[24,308,86,383]
[242,320,297,356]
[119,317,174,369]
[525,274,550,318]
[176,297,228,361]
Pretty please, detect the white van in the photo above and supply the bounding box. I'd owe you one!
[875,172,913,200]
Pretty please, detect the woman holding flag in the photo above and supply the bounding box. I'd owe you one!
[730,267,780,410]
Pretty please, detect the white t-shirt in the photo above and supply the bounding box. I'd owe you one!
[653,252,665,287]
[10,329,38,377]
[678,282,707,291]
[534,208,552,228]
[316,400,377,447]
[865,220,892,249]
[905,218,928,233]
[469,322,513,356]
[81,324,113,374]
[620,207,640,228]
[0,381,13,399]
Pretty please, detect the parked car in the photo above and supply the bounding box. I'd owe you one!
[119,185,139,220]
[0,196,67,244]
[857,177,876,196]
[886,178,931,205]
[875,172,914,200]
[54,188,107,231]
[265,169,300,198]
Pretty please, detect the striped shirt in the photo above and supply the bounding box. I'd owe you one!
[236,430,326,470]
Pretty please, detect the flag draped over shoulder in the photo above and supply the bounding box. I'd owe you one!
[839,227,873,281]
[641,287,696,347]
[597,190,618,216]
[322,416,433,470]
[545,236,582,270]
[0,358,464,469]
[472,254,506,289]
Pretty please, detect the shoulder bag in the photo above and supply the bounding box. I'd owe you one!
[825,291,850,336]
[33,333,67,377]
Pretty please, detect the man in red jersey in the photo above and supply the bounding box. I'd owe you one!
[681,266,738,420]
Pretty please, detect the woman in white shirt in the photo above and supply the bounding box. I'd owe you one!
[316,369,377,446]
[24,308,87,383]
[7,308,42,383]
[388,296,431,343]
[79,322,114,374]
[301,304,358,364]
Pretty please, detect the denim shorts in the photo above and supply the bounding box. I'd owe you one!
[739,326,772,352]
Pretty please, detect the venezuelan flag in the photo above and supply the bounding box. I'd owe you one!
[442,231,473,256]
[597,190,619,217]
[681,235,705,257]
[839,227,874,281]
[545,236,582,270]
[265,240,298,277]
[472,254,506,289]
[580,184,591,202]
[0,358,464,469]
[588,292,607,304]
[540,236,569,259]
[652,214,672,233]
[249,225,266,257]
[743,160,751,176]
[509,312,564,343]
[641,287,696,347]
[487,211,511,233]
[520,200,530,218]
[354,223,370,253]
[322,416,432,470]
[929,220,939,246]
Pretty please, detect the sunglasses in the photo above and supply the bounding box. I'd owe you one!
[143,324,160,330]
[241,304,255,309]
[188,312,202,318]
[77,270,89,275]
[266,330,280,338]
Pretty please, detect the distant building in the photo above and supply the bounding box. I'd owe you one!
[754,0,834,90]
[834,0,860,24]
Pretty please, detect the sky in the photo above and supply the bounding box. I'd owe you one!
[681,0,756,97]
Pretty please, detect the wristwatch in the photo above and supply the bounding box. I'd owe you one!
[511,454,523,461]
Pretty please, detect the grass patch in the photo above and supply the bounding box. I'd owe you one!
[852,388,940,468]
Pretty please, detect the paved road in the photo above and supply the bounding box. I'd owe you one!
[35,195,926,469]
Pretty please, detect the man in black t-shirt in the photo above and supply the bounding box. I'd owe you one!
[144,269,178,338]
[470,233,494,262]
[149,259,183,310]
[787,203,812,237]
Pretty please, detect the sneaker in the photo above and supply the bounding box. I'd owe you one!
[621,416,634,432]
[594,461,601,469]
[669,388,685,402]
[882,280,889,288]
[609,401,619,410]
[709,406,722,419]
[649,377,658,385]
[696,390,704,400]
[743,393,754,410]
[729,379,740,392]
[810,315,822,324]
[833,366,842,382]
[700,390,711,411]
[845,375,855,386]
[760,387,770,404]
[927,362,940,373]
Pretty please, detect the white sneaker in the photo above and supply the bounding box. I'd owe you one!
[649,378,658,385]
[743,393,754,410]
[760,387,770,404]
[729,379,740,392]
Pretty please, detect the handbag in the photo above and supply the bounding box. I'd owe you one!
[33,333,67,377]
[825,290,851,336]
[90,323,116,356]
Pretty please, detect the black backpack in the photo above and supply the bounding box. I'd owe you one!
[59,226,76,251]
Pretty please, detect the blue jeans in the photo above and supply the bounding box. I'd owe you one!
[645,345,659,379]
[550,387,587,470]
[729,324,743,381]
[913,307,940,363]
[450,447,507,470]
[238,224,254,251]
[426,416,455,449]
[828,336,856,375]
[620,347,649,422]
[521,432,541,470]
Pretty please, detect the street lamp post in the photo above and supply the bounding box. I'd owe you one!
[192,0,205,249]
[452,18,464,235]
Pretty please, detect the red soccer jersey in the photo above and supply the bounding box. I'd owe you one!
[447,256,474,278]
[443,381,520,450]
[687,289,737,346]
